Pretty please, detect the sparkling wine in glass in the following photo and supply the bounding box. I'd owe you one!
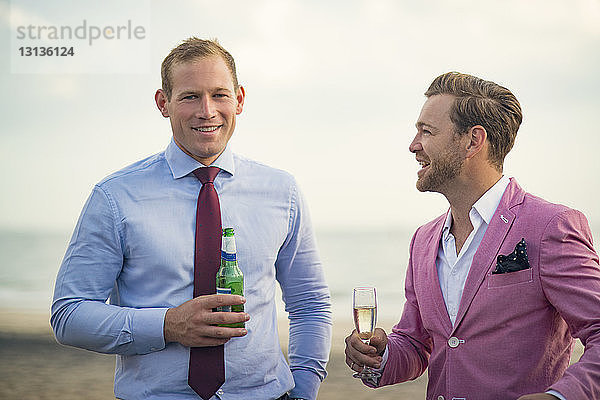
[352,287,381,379]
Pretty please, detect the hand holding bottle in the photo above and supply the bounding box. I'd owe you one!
[164,294,249,347]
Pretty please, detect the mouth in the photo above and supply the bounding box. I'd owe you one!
[416,158,430,177]
[191,125,222,133]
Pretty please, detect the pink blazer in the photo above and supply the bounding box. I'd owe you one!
[379,179,600,399]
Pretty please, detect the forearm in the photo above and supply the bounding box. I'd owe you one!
[549,332,600,399]
[378,330,429,385]
[51,298,167,355]
[377,231,431,386]
[541,210,600,398]
[283,271,332,399]
[287,298,332,400]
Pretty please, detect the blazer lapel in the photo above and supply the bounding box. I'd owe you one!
[451,179,524,332]
[424,211,454,334]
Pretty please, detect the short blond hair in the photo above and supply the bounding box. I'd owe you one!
[161,37,239,100]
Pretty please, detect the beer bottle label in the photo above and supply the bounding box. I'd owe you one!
[216,287,232,312]
[221,251,236,261]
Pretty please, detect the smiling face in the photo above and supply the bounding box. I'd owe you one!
[155,56,245,165]
[409,94,467,194]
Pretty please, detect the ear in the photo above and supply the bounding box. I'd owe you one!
[465,125,487,159]
[235,86,245,115]
[155,89,170,118]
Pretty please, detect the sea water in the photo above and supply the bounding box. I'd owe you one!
[0,228,412,321]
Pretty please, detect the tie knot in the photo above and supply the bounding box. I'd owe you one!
[193,167,220,184]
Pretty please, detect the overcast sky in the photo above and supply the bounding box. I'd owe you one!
[1,0,599,240]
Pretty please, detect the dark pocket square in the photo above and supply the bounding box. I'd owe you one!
[492,238,530,275]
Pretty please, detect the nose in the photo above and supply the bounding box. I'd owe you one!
[409,133,422,153]
[195,95,217,119]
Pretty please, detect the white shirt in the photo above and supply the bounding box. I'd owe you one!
[437,175,510,325]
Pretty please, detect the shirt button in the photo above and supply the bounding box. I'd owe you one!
[437,396,445,400]
[448,337,461,348]
[217,389,224,395]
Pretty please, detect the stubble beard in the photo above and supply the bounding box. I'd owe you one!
[416,148,464,193]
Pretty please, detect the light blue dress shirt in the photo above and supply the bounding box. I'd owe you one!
[51,140,332,400]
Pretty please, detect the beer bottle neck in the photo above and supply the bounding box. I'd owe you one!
[222,235,236,253]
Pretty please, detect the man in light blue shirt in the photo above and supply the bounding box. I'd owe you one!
[51,37,332,400]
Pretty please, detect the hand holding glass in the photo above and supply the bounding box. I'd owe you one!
[352,287,381,379]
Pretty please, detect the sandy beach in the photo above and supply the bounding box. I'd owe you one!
[0,309,582,399]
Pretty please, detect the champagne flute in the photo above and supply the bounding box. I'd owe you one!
[352,286,381,379]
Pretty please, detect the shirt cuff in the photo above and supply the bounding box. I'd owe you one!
[290,368,322,400]
[546,390,566,400]
[359,344,388,388]
[131,307,169,354]
[374,345,389,372]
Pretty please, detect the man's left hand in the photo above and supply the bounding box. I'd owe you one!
[517,394,558,400]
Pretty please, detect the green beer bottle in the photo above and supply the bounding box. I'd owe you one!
[216,227,245,328]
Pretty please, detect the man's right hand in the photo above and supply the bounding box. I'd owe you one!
[164,294,249,347]
[344,328,387,374]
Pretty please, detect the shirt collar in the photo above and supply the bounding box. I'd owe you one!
[442,175,510,238]
[472,175,510,224]
[165,139,235,179]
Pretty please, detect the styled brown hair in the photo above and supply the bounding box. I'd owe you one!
[425,72,522,170]
[161,37,239,100]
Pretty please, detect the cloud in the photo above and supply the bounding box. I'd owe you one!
[6,2,53,28]
[0,0,598,234]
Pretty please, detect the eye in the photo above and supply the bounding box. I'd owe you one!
[422,130,431,136]
[213,93,228,98]
[182,95,197,100]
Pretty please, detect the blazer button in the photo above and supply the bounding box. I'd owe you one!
[448,337,461,348]
[437,396,445,400]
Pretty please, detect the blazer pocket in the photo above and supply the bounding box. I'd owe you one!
[487,267,533,289]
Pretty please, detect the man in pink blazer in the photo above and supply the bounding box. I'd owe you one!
[345,72,600,399]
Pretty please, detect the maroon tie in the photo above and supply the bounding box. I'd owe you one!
[188,166,224,400]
